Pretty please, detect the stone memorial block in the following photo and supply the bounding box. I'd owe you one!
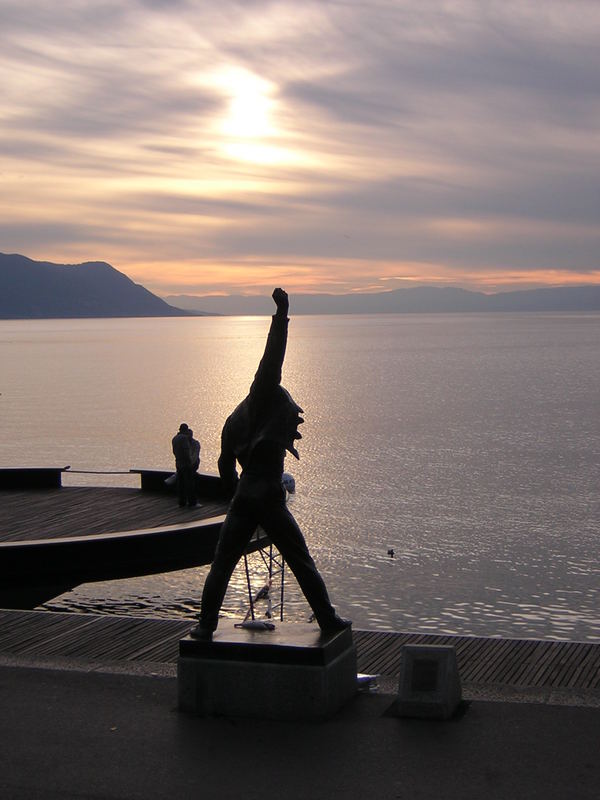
[394,644,462,719]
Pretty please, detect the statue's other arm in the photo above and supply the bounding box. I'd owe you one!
[217,423,239,492]
[248,288,289,405]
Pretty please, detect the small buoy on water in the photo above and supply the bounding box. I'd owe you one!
[387,548,395,558]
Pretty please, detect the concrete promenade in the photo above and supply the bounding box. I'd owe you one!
[1,655,599,800]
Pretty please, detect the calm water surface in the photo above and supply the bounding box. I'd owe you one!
[1,313,599,640]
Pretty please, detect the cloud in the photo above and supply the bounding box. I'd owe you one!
[1,0,599,293]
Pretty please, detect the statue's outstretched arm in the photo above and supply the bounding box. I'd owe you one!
[248,288,289,404]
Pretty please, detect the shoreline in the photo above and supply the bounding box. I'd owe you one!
[2,607,599,707]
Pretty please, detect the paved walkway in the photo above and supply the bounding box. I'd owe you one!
[1,660,599,800]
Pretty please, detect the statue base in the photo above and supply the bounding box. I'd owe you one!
[178,621,357,720]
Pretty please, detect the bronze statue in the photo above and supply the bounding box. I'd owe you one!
[191,288,350,640]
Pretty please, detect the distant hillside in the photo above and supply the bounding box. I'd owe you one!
[0,253,199,318]
[5,252,598,318]
[165,284,600,316]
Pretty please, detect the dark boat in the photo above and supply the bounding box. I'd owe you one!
[0,467,266,609]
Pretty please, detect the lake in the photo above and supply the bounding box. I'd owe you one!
[1,312,599,640]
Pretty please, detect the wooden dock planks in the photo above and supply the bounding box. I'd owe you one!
[0,487,228,543]
[1,609,599,692]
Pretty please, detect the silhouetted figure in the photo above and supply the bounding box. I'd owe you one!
[191,288,349,639]
[172,422,197,507]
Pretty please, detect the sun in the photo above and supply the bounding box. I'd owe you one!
[197,65,308,167]
[220,69,274,140]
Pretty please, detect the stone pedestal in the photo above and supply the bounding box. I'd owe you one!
[178,621,357,720]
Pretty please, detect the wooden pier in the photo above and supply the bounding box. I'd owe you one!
[0,470,243,609]
[0,485,228,543]
[0,609,598,701]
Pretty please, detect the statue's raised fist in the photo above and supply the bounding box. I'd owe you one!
[272,288,289,313]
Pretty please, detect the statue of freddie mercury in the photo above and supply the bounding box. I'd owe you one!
[190,288,350,640]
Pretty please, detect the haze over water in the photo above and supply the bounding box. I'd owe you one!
[1,312,599,641]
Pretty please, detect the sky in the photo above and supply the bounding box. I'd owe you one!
[1,0,599,296]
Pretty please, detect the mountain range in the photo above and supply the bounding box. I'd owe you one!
[2,252,599,317]
[165,284,600,316]
[0,253,196,318]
